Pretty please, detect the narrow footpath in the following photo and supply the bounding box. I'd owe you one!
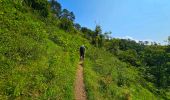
[74,61,87,100]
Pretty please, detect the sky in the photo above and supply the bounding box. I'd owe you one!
[58,0,170,44]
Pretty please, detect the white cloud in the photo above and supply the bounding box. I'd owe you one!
[123,36,134,40]
[115,36,154,43]
[113,36,168,45]
[115,36,139,42]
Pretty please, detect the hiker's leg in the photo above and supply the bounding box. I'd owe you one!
[80,51,82,59]
[80,52,83,61]
[82,53,84,60]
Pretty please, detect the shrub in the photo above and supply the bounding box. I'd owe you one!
[24,0,49,17]
[59,18,74,32]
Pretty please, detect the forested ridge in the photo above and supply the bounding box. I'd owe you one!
[0,0,170,99]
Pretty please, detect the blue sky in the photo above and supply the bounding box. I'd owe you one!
[58,0,170,44]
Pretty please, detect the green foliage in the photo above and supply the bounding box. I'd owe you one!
[92,25,102,47]
[105,37,170,99]
[118,50,140,66]
[49,0,62,17]
[0,0,89,99]
[74,23,81,30]
[141,46,169,89]
[60,9,75,21]
[84,48,159,100]
[24,0,49,17]
[59,18,74,32]
[1,0,169,99]
[81,27,94,40]
[168,36,170,45]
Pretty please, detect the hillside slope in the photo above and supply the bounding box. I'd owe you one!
[0,0,89,99]
[0,0,165,100]
[84,48,162,100]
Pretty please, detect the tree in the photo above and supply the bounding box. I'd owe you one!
[168,36,170,45]
[106,39,120,55]
[92,25,102,47]
[59,18,74,32]
[118,49,139,66]
[98,34,105,47]
[70,12,75,21]
[139,41,144,45]
[141,46,169,88]
[81,27,94,41]
[74,23,81,30]
[167,36,170,53]
[104,31,112,40]
[24,0,49,17]
[94,25,102,36]
[144,41,149,45]
[60,9,75,21]
[50,0,62,17]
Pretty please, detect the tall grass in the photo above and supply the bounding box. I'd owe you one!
[0,0,90,99]
[84,48,160,100]
[0,0,166,100]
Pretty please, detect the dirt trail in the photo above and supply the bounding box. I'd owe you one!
[74,61,87,100]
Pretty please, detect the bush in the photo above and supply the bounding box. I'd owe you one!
[59,18,74,32]
[24,0,49,17]
[84,48,158,100]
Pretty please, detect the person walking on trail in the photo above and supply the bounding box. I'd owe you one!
[80,45,85,60]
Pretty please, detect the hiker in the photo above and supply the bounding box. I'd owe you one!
[80,45,85,60]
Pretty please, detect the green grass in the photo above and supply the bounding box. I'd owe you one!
[0,0,89,99]
[0,0,167,100]
[84,48,161,100]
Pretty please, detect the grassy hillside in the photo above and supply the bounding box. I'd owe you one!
[0,0,169,100]
[0,0,90,99]
[84,48,164,100]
